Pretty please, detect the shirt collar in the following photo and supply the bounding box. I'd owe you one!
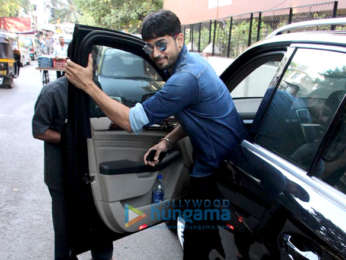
[163,45,188,77]
[172,45,188,73]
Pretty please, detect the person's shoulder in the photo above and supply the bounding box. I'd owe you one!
[185,51,211,69]
[40,77,68,96]
[176,54,210,79]
[170,68,197,83]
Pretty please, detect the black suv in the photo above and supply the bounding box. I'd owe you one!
[65,18,346,259]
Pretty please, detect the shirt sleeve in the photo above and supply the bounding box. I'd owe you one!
[32,89,55,137]
[142,71,199,124]
[129,103,149,134]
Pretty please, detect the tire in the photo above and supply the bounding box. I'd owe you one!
[3,77,13,88]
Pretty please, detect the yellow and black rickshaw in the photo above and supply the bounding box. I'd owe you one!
[0,33,20,88]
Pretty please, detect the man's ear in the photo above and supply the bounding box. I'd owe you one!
[176,33,184,49]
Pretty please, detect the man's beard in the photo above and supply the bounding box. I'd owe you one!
[154,55,176,71]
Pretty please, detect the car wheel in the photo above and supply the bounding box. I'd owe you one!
[3,77,13,88]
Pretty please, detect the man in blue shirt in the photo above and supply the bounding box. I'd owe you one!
[65,10,246,260]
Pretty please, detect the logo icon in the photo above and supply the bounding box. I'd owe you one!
[124,204,147,227]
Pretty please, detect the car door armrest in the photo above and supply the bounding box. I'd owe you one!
[99,150,181,175]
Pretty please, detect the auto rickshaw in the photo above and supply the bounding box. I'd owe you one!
[0,32,20,88]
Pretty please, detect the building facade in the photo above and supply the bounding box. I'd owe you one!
[164,0,346,24]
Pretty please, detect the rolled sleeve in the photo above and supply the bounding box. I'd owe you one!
[32,94,54,137]
[129,103,149,134]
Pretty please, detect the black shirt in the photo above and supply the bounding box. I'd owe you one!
[32,77,68,189]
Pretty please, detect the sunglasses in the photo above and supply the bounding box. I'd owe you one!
[143,39,168,56]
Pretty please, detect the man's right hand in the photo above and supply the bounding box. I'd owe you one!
[144,141,169,167]
[65,54,94,92]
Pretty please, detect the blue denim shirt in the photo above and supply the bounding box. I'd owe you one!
[130,46,247,177]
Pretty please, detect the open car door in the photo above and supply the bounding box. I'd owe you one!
[65,25,191,254]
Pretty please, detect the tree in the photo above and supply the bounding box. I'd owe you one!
[73,0,163,32]
[0,0,31,17]
[50,0,78,24]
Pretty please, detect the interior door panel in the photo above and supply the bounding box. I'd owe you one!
[87,118,190,233]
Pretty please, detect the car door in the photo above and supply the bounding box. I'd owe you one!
[65,24,191,253]
[218,43,346,259]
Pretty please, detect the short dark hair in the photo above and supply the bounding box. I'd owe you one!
[141,10,181,41]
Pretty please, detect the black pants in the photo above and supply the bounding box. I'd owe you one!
[15,61,20,76]
[49,188,113,260]
[183,175,226,260]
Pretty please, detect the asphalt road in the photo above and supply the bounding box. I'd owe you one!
[0,63,184,260]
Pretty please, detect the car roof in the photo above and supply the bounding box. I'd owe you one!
[268,17,346,36]
[257,31,346,49]
[235,30,346,63]
[260,17,346,48]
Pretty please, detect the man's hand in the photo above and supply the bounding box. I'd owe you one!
[65,53,132,132]
[144,141,169,167]
[64,54,94,92]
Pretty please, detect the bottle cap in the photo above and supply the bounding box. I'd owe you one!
[157,174,162,180]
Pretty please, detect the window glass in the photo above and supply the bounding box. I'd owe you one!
[255,48,346,171]
[314,107,346,194]
[232,61,280,98]
[92,45,164,110]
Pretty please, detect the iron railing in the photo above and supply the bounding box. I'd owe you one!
[183,1,344,58]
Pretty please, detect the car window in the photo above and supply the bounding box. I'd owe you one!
[90,45,165,115]
[255,48,346,171]
[314,106,346,194]
[100,48,147,78]
[232,61,280,98]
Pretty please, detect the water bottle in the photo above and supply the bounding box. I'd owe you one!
[152,174,164,203]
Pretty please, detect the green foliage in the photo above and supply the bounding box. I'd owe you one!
[185,24,211,52]
[322,66,346,79]
[0,0,31,17]
[185,18,273,57]
[185,14,293,58]
[72,0,163,32]
[50,0,78,24]
[184,8,337,58]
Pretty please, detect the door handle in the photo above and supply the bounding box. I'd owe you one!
[283,234,319,260]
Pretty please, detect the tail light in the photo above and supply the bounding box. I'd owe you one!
[138,224,148,230]
[226,224,235,230]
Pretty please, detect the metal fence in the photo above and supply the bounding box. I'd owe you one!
[183,1,344,58]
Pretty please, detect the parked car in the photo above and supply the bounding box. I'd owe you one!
[65,18,345,259]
